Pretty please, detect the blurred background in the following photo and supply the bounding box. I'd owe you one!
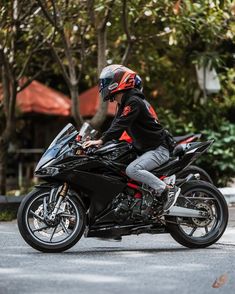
[0,0,235,197]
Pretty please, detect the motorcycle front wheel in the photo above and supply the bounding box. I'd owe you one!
[17,187,85,253]
[165,180,228,248]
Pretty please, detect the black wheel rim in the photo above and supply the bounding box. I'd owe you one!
[176,188,224,242]
[25,192,80,246]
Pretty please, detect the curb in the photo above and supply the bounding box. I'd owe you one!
[0,195,25,212]
[219,188,235,205]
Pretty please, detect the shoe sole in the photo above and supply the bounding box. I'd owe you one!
[163,187,181,212]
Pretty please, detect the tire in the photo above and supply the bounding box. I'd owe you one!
[176,165,213,184]
[166,180,228,248]
[17,187,86,253]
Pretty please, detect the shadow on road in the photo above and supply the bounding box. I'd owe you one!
[25,245,222,256]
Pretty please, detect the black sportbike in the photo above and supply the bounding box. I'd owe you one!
[17,123,228,252]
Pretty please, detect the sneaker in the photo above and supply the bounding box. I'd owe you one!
[162,186,181,211]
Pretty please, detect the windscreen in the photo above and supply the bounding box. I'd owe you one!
[35,124,78,171]
[49,123,78,149]
[78,122,97,141]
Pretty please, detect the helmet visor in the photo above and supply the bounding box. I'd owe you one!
[99,78,113,91]
[100,86,111,101]
[99,77,115,101]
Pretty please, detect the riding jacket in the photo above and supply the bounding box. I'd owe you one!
[101,89,168,153]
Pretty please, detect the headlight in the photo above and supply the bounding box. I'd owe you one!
[35,167,59,176]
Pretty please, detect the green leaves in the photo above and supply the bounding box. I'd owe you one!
[1,0,234,184]
[198,120,235,186]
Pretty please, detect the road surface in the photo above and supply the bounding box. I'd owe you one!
[0,208,234,294]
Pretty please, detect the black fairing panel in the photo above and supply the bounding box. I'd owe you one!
[153,153,197,176]
[57,156,104,171]
[153,141,213,176]
[95,141,137,165]
[56,170,126,224]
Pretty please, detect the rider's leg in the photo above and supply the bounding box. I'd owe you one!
[126,145,169,195]
[126,145,181,211]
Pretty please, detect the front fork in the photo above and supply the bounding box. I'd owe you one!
[48,183,68,221]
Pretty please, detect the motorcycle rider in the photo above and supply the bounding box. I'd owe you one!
[119,74,158,142]
[83,64,181,212]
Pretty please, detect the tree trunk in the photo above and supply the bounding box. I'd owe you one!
[90,28,108,130]
[0,64,17,194]
[0,136,9,195]
[70,84,83,128]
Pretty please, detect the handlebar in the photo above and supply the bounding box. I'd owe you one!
[69,140,99,156]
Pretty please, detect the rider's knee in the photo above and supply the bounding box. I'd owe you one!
[126,163,144,177]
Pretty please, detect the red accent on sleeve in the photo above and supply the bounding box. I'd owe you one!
[122,105,131,116]
[149,105,158,120]
[119,131,133,142]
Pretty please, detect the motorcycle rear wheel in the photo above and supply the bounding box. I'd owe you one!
[17,187,85,253]
[166,180,228,248]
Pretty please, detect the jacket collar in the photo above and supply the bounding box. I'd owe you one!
[120,88,146,107]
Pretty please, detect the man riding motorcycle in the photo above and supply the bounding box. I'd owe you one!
[83,64,181,212]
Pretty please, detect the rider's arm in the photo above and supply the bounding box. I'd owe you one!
[101,100,139,144]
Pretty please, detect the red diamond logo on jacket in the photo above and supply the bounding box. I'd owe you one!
[122,106,131,116]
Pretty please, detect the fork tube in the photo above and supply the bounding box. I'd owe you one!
[50,183,68,220]
[59,183,69,198]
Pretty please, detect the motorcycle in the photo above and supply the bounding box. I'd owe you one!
[17,123,228,252]
[173,133,213,183]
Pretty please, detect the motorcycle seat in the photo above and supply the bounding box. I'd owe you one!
[174,133,201,143]
[173,133,194,143]
[172,141,206,157]
[152,158,179,175]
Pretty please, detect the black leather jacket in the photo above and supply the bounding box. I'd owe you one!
[101,89,168,153]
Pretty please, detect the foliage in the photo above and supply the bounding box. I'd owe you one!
[157,107,235,186]
[0,209,17,221]
[199,120,235,186]
[0,0,235,189]
[157,107,196,135]
[0,0,53,194]
[219,67,235,119]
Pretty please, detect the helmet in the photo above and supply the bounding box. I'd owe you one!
[99,64,136,101]
[134,75,143,91]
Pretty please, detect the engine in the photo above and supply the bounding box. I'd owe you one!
[112,188,162,223]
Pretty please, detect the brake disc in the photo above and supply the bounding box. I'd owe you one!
[34,204,69,238]
[191,202,214,227]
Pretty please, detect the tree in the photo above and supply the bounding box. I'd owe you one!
[87,0,115,129]
[36,0,89,128]
[0,0,50,194]
[1,0,234,190]
[36,0,117,130]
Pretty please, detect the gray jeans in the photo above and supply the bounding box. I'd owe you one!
[126,145,170,195]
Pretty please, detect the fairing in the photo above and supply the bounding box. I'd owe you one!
[35,123,78,172]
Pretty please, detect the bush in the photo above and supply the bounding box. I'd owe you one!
[199,120,235,187]
[0,210,17,221]
[157,108,235,186]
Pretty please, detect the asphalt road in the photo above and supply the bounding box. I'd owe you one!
[0,208,235,294]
